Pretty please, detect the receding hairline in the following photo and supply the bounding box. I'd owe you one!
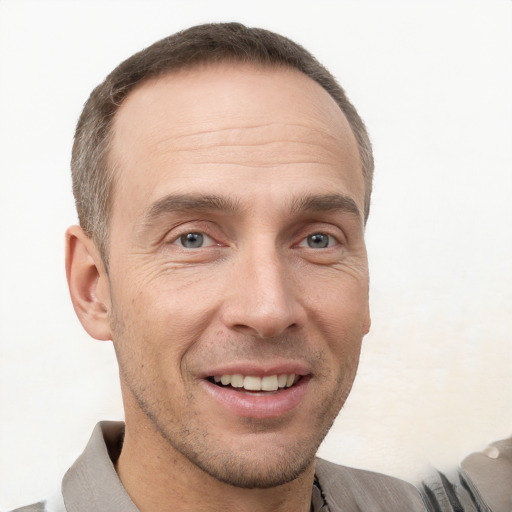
[107,59,362,163]
[104,58,365,214]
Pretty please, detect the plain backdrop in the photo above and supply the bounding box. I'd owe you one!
[1,0,511,509]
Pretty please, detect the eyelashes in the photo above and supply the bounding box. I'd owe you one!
[173,232,217,249]
[169,230,341,251]
[297,233,339,249]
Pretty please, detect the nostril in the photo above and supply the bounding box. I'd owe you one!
[222,291,305,338]
[232,323,298,339]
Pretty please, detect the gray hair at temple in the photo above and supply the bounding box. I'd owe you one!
[71,22,374,265]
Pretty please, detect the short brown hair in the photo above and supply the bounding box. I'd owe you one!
[71,22,374,262]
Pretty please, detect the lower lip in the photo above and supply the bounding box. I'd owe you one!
[202,377,310,419]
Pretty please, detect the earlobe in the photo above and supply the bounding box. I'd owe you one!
[65,225,112,341]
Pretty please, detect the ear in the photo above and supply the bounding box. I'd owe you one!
[65,225,112,341]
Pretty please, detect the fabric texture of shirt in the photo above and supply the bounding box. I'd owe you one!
[10,421,432,512]
[421,437,512,512]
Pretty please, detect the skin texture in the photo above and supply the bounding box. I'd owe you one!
[66,63,371,512]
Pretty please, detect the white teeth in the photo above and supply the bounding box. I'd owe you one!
[212,374,297,391]
[231,374,244,388]
[261,375,278,391]
[278,374,287,388]
[243,376,262,391]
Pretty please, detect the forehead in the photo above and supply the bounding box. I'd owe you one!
[108,62,364,216]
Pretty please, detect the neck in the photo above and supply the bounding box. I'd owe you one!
[115,417,315,512]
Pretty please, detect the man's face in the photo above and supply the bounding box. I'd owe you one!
[105,63,370,487]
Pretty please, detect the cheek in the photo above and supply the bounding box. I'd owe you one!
[303,275,368,364]
[112,270,224,368]
[303,268,369,324]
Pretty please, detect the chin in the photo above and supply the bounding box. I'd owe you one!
[191,443,318,489]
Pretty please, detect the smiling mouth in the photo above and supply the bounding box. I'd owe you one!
[207,374,299,393]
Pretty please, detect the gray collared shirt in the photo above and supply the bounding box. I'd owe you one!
[12,421,430,512]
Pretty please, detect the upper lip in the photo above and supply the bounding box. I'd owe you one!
[199,361,311,378]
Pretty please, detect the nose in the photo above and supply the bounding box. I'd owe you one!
[220,244,305,339]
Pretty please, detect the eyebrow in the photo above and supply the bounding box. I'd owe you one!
[290,193,361,220]
[143,194,242,223]
[142,191,361,226]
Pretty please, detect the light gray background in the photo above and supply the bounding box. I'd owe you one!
[1,0,511,509]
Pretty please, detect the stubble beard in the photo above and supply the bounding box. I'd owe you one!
[120,361,354,489]
[111,306,359,489]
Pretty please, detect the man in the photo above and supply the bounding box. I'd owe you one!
[12,23,430,512]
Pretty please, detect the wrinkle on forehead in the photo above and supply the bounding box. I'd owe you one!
[160,122,342,150]
[111,63,359,160]
[151,122,350,168]
[108,62,365,213]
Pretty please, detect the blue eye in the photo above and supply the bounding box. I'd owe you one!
[305,233,332,249]
[177,233,208,248]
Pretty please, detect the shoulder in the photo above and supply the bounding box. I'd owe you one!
[315,458,428,511]
[460,437,512,512]
[421,438,512,512]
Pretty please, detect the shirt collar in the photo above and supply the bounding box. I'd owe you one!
[62,421,328,512]
[62,421,138,512]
